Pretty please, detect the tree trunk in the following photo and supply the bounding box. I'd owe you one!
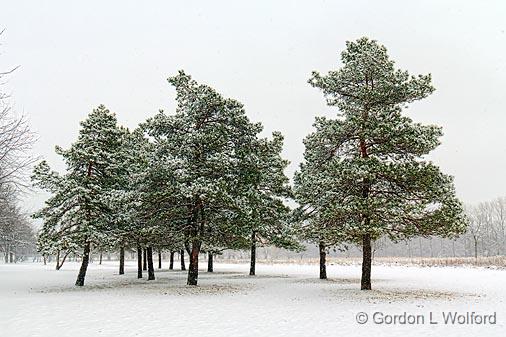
[249,231,256,276]
[119,246,125,275]
[361,233,372,290]
[99,252,103,265]
[319,241,327,280]
[207,252,213,272]
[56,251,69,270]
[169,251,174,270]
[143,248,147,271]
[359,134,371,291]
[180,249,186,271]
[137,244,143,279]
[187,242,200,285]
[43,254,47,265]
[147,246,155,280]
[158,250,162,269]
[473,236,478,259]
[55,250,60,270]
[75,241,91,286]
[9,251,14,263]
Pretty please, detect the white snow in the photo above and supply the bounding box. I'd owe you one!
[0,261,504,337]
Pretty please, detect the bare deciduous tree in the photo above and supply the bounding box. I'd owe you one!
[0,29,38,263]
[0,183,36,262]
[0,29,37,192]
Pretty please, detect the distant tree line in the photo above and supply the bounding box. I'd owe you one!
[375,197,506,259]
[349,197,505,259]
[0,184,36,263]
[32,37,467,290]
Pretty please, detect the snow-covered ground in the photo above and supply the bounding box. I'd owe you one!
[0,261,504,337]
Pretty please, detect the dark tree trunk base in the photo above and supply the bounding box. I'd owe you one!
[137,244,143,279]
[249,231,256,276]
[56,250,60,270]
[143,248,147,271]
[158,250,162,269]
[319,241,327,280]
[147,247,155,280]
[169,251,174,270]
[187,243,200,285]
[180,249,186,271]
[75,242,91,286]
[207,252,213,272]
[119,246,125,275]
[361,233,372,290]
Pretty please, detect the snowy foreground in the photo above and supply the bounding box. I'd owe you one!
[0,261,504,337]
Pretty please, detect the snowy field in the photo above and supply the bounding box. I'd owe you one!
[0,261,504,337]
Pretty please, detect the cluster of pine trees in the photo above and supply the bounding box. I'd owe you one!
[32,71,299,286]
[33,38,467,289]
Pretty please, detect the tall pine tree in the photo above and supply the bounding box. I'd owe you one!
[295,37,467,289]
[33,105,125,286]
[144,71,264,285]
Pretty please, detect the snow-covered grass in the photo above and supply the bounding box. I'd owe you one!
[1,261,504,337]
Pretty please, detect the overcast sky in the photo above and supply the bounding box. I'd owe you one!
[1,0,505,212]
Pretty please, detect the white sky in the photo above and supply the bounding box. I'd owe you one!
[1,0,505,212]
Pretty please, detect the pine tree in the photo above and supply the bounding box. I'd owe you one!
[109,127,154,277]
[32,105,125,286]
[134,121,187,279]
[295,37,467,289]
[143,71,266,285]
[239,132,300,276]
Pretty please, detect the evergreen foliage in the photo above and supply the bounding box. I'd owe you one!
[294,37,467,289]
[34,72,296,286]
[33,41,466,288]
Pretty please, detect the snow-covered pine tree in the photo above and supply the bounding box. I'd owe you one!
[32,105,125,286]
[295,37,467,290]
[239,132,300,275]
[292,117,360,280]
[144,71,265,285]
[137,113,190,278]
[186,130,299,276]
[107,127,153,278]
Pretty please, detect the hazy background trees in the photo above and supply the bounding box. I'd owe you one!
[0,29,37,263]
[0,183,36,263]
[232,196,506,261]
